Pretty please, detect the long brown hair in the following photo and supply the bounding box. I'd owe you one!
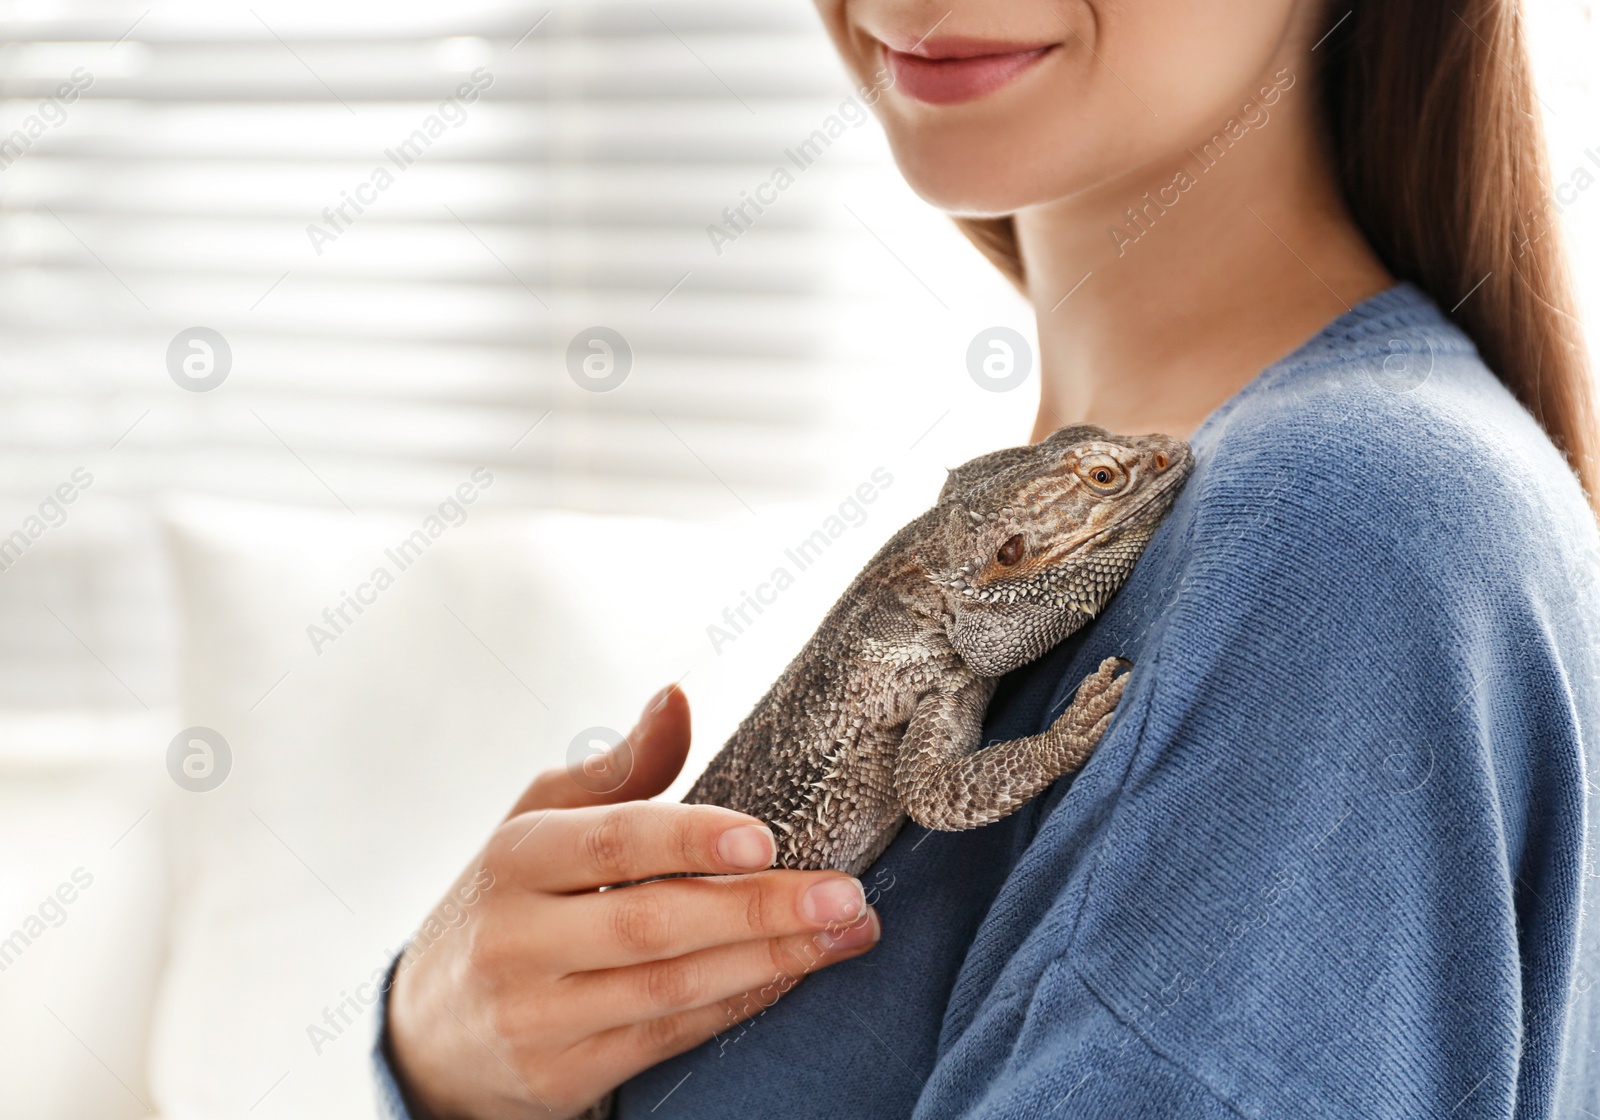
[954,0,1598,507]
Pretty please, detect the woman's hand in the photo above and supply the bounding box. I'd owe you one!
[386,685,881,1120]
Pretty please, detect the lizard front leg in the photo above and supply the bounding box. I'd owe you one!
[894,656,1130,831]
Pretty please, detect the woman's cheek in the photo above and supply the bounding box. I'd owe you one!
[814,0,1303,216]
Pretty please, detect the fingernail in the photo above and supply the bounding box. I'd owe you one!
[820,907,879,951]
[716,824,775,870]
[641,686,672,721]
[802,877,866,925]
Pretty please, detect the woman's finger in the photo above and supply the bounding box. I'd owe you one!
[544,870,869,971]
[509,684,692,817]
[555,908,880,1033]
[489,800,778,892]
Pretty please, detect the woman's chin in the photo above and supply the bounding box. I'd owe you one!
[888,148,1057,219]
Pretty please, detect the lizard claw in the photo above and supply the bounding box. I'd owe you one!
[1051,656,1131,735]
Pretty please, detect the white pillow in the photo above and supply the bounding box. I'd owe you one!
[148,491,892,1118]
[0,717,171,1120]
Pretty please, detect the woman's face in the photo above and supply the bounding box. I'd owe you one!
[814,0,1311,215]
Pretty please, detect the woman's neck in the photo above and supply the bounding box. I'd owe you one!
[1016,67,1394,443]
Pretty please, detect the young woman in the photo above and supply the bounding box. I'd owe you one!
[379,1,1600,1116]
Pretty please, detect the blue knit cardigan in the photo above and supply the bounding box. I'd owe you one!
[378,283,1600,1119]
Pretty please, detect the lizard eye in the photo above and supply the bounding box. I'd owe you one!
[1077,455,1126,493]
[996,535,1025,567]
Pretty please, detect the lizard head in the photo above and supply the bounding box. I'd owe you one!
[928,425,1193,677]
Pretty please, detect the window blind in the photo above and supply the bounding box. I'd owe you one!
[0,0,887,519]
[0,0,939,714]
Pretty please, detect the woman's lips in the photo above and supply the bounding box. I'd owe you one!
[883,39,1055,105]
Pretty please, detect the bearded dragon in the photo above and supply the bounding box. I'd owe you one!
[684,425,1193,876]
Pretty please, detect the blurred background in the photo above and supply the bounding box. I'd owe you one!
[0,1,1595,1116]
